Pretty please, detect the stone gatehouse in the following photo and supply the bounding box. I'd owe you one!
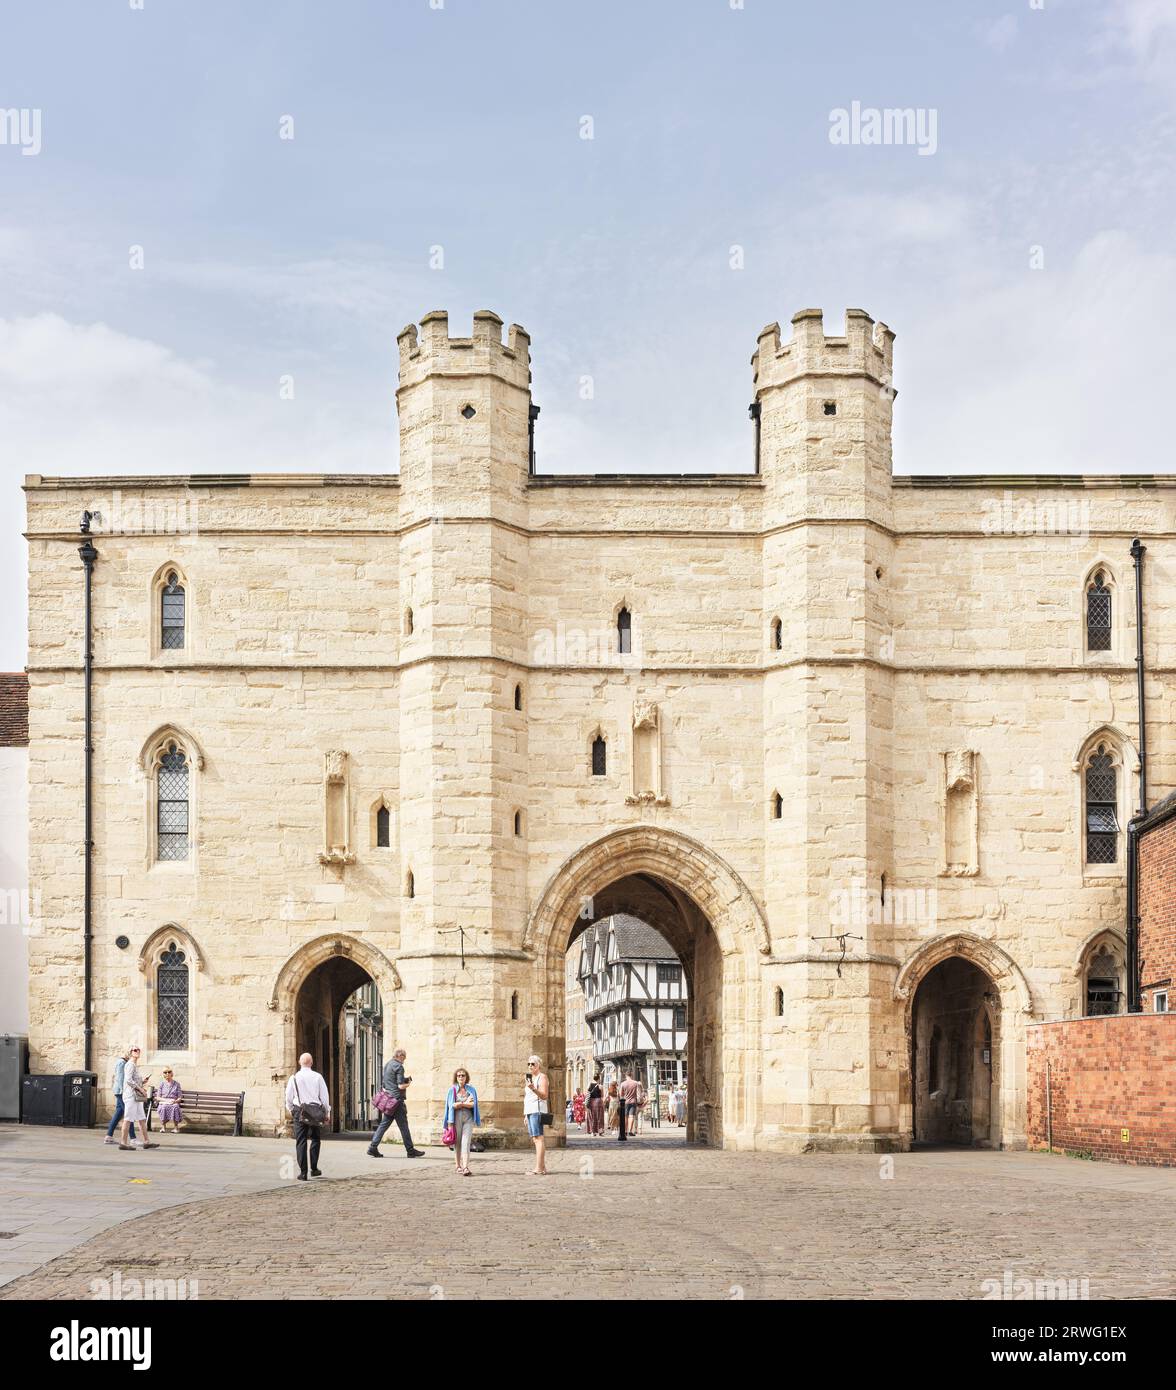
[23,306,1167,1149]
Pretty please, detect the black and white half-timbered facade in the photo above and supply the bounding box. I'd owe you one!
[577,914,688,1088]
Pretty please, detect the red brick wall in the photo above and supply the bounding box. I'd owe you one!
[1139,816,1176,1011]
[1026,1015,1176,1166]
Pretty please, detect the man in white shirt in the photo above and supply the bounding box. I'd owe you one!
[285,1052,331,1180]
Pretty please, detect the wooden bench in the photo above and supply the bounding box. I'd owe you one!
[146,1088,245,1136]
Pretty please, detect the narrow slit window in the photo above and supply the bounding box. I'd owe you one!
[510,991,519,1021]
[376,805,390,848]
[617,607,631,655]
[771,617,782,651]
[773,792,783,819]
[591,735,607,777]
[514,810,522,836]
[1086,573,1111,651]
[161,572,185,650]
[406,869,415,899]
[514,684,523,711]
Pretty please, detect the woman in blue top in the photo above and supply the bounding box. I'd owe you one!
[444,1068,480,1176]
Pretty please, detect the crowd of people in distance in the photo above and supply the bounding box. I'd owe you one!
[570,1071,687,1136]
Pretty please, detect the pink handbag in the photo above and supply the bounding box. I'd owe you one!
[373,1088,400,1117]
[441,1085,457,1147]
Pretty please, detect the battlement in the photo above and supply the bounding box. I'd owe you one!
[752,308,894,393]
[397,309,532,393]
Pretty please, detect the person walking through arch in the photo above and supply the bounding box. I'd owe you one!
[368,1047,425,1158]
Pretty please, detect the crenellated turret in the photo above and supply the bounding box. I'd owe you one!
[396,309,532,394]
[752,308,894,395]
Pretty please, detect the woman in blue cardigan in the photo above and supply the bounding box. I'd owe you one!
[444,1068,481,1176]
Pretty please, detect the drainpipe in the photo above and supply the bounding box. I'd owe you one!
[528,403,540,476]
[1131,538,1147,814]
[78,513,98,1071]
[1125,538,1147,1013]
[748,400,762,475]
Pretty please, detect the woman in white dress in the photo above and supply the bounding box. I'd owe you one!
[118,1046,151,1151]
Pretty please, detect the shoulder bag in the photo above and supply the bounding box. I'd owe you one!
[293,1073,327,1127]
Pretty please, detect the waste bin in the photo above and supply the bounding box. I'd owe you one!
[21,1074,65,1125]
[0,1035,28,1121]
[63,1071,97,1127]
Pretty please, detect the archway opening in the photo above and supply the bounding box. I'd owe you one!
[549,869,724,1147]
[564,912,690,1143]
[294,957,384,1134]
[912,956,998,1147]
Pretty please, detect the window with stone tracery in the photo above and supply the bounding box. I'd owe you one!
[1086,571,1111,652]
[156,942,189,1049]
[161,572,186,650]
[1084,745,1119,865]
[157,745,190,862]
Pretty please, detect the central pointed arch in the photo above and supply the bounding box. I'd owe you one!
[526,825,769,1150]
[524,824,771,958]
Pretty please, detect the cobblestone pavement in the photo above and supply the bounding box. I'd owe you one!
[3,1126,1175,1300]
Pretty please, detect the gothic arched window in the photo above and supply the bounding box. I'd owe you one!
[617,607,632,655]
[1084,744,1119,864]
[161,572,186,650]
[157,942,189,1049]
[591,735,607,776]
[376,805,390,848]
[157,745,190,862]
[1086,571,1111,651]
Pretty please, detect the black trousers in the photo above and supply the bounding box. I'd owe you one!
[295,1118,322,1176]
[371,1103,414,1152]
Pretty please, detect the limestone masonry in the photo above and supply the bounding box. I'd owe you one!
[22,307,1171,1150]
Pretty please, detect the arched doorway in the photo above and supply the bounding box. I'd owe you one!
[895,933,1035,1150]
[525,826,770,1150]
[270,935,401,1134]
[911,957,997,1146]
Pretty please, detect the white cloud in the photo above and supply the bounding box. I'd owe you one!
[895,230,1176,474]
[981,15,1020,52]
[1095,0,1176,83]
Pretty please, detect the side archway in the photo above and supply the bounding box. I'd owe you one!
[269,934,402,1133]
[894,933,1035,1150]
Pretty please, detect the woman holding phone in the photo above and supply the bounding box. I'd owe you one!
[523,1054,549,1175]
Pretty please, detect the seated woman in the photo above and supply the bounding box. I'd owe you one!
[155,1070,184,1133]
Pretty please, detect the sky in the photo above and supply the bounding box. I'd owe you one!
[2,0,1175,667]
